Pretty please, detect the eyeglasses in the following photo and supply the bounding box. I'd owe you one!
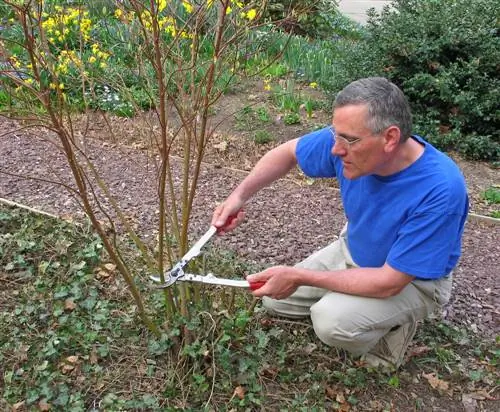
[329,126,362,147]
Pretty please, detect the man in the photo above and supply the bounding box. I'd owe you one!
[211,77,469,368]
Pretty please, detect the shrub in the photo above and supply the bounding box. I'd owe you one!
[254,130,274,144]
[325,0,499,161]
[482,187,500,205]
[265,0,339,39]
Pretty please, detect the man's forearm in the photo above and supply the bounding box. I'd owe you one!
[295,265,415,298]
[231,139,298,202]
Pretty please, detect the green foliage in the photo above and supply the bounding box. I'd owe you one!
[271,79,302,112]
[253,130,274,144]
[283,112,301,125]
[482,187,500,205]
[87,84,135,117]
[1,206,499,408]
[234,105,271,131]
[261,62,289,78]
[264,0,359,40]
[321,0,499,161]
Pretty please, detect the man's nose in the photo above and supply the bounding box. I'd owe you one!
[332,139,346,156]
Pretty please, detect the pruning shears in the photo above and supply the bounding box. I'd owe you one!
[149,220,265,291]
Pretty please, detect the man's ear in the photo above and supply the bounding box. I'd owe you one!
[383,126,401,152]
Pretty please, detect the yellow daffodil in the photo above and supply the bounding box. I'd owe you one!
[246,9,257,20]
[183,1,193,13]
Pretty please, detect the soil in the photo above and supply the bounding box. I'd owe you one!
[0,82,499,342]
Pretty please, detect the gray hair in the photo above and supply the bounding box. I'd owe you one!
[334,77,412,142]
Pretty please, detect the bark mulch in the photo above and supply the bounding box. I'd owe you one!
[0,119,498,339]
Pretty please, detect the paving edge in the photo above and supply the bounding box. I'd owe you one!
[1,197,499,226]
[468,213,500,225]
[0,197,60,219]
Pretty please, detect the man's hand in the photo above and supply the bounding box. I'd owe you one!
[247,266,301,299]
[211,197,245,234]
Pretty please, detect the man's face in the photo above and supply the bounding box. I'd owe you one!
[331,104,386,179]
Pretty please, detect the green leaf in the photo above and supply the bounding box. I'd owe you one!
[388,375,400,388]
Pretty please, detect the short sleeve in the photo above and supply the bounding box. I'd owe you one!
[296,128,338,178]
[387,211,466,279]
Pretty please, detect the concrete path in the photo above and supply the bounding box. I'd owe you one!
[338,0,392,24]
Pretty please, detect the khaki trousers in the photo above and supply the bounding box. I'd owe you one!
[263,226,453,356]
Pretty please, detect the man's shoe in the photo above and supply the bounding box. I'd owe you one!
[362,321,417,369]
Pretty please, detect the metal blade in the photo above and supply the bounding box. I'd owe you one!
[181,226,217,262]
[157,226,218,286]
[180,273,250,288]
[149,272,250,289]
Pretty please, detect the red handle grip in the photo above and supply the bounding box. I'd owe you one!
[249,281,266,291]
[216,214,238,234]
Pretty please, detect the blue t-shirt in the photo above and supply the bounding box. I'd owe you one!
[296,127,469,280]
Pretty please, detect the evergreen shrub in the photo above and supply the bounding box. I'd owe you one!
[326,0,500,161]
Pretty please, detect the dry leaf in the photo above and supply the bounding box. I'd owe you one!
[233,385,246,400]
[60,363,74,374]
[96,270,110,279]
[38,399,51,411]
[408,345,431,357]
[66,355,79,364]
[462,393,478,412]
[303,343,317,354]
[18,345,30,362]
[261,366,279,379]
[103,263,116,272]
[466,390,496,400]
[213,141,228,152]
[64,299,76,311]
[90,347,98,365]
[422,372,449,391]
[325,385,337,399]
[12,400,25,411]
[336,392,346,404]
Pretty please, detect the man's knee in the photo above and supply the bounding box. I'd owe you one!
[262,296,310,319]
[310,295,381,355]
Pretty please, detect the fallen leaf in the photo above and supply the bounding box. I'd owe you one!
[261,366,279,379]
[18,345,30,361]
[462,393,478,412]
[66,355,79,364]
[213,141,228,151]
[12,400,25,411]
[38,399,51,411]
[336,392,346,404]
[64,299,76,311]
[96,270,111,279]
[325,385,337,399]
[233,385,245,400]
[466,390,496,400]
[60,363,74,374]
[340,402,351,412]
[103,263,116,272]
[303,342,317,354]
[422,372,449,391]
[90,347,98,365]
[408,345,431,358]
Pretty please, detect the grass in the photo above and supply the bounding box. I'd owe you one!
[234,105,272,132]
[1,204,499,410]
[481,186,500,218]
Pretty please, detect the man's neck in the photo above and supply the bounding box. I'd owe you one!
[377,137,425,176]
